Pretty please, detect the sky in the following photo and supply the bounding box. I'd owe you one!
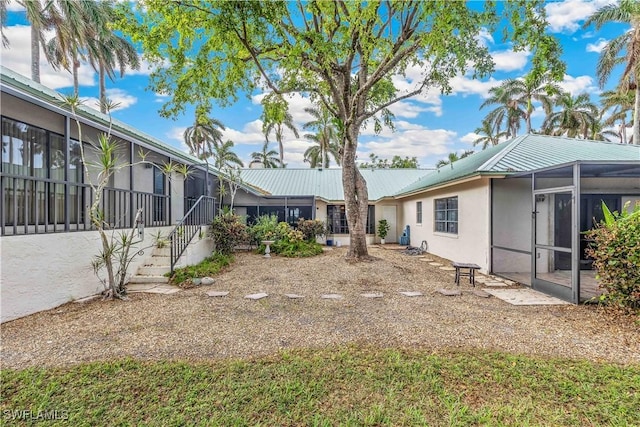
[0,0,631,169]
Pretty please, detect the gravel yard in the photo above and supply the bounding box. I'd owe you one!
[1,246,638,369]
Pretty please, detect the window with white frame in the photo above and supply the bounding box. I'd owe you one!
[434,196,458,234]
[416,201,423,224]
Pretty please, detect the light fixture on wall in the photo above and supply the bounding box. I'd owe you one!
[535,194,546,202]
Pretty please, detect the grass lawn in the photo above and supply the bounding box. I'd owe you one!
[1,347,638,426]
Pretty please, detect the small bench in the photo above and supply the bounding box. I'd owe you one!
[452,262,481,287]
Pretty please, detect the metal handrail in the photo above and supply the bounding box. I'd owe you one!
[168,195,216,272]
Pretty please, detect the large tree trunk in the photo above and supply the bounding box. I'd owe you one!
[633,83,640,145]
[342,125,370,260]
[31,25,40,83]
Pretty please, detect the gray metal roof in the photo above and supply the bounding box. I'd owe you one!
[238,168,431,201]
[396,134,640,196]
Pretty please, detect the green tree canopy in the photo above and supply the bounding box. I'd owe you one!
[119,0,564,260]
[359,153,419,169]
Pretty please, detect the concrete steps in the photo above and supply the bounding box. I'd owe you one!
[129,246,172,285]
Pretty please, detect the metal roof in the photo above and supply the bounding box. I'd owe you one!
[238,168,431,202]
[396,134,640,196]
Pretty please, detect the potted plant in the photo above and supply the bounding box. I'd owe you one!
[377,219,390,244]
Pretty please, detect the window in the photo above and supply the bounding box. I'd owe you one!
[434,196,458,234]
[416,201,423,224]
[1,117,79,227]
[153,166,166,222]
[327,205,375,234]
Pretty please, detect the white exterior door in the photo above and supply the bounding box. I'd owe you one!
[381,205,397,243]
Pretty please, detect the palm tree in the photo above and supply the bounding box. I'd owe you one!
[588,114,619,142]
[584,0,640,145]
[262,95,299,164]
[436,150,474,168]
[542,92,599,138]
[19,0,48,83]
[211,140,243,170]
[249,141,283,168]
[472,119,507,150]
[183,115,226,161]
[302,105,341,168]
[480,85,525,138]
[184,114,226,197]
[503,75,561,133]
[89,32,140,113]
[43,1,111,97]
[211,139,243,210]
[600,89,635,143]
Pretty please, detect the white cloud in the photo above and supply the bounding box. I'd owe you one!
[126,58,157,76]
[559,74,598,95]
[358,126,458,167]
[460,132,480,145]
[586,38,608,53]
[80,88,137,112]
[545,0,612,33]
[450,75,502,99]
[222,119,265,145]
[7,0,24,11]
[388,101,433,119]
[251,91,315,127]
[476,28,494,47]
[492,49,530,72]
[167,127,190,153]
[1,25,95,89]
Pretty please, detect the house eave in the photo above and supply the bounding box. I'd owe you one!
[395,173,507,199]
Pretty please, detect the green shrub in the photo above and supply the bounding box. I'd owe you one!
[272,240,324,257]
[167,253,233,285]
[209,211,248,255]
[248,214,280,245]
[585,202,640,312]
[296,218,326,242]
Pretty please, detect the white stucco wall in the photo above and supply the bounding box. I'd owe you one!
[491,177,532,273]
[399,178,491,272]
[174,226,215,268]
[1,225,172,323]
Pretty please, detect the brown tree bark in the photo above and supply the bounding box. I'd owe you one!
[342,124,370,260]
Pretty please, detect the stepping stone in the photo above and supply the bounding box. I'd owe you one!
[284,293,304,299]
[147,286,181,294]
[207,291,229,297]
[201,277,215,285]
[399,291,423,297]
[429,262,443,266]
[503,280,516,286]
[128,284,158,292]
[360,293,383,298]
[471,289,491,298]
[484,281,508,287]
[245,292,268,300]
[437,288,462,296]
[439,266,455,271]
[474,277,488,284]
[321,294,343,300]
[419,258,434,262]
